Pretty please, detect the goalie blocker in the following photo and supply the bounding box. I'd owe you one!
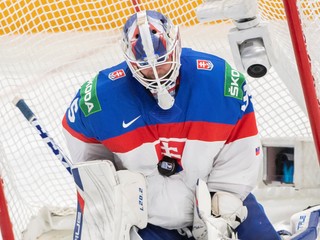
[72,160,147,240]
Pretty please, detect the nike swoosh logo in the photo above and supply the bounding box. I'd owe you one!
[122,115,141,128]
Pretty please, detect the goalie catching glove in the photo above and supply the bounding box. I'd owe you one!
[192,179,248,240]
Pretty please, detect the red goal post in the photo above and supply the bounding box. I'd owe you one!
[283,0,320,164]
[0,176,14,240]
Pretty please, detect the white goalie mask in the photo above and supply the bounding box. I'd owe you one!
[121,10,181,110]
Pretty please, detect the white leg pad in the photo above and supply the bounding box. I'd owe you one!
[72,160,147,240]
[290,205,320,236]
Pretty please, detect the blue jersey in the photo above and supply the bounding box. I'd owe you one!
[63,48,262,229]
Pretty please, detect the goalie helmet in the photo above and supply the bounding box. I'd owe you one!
[121,10,181,110]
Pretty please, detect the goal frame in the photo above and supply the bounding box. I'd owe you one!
[0,176,14,240]
[283,0,320,164]
[0,0,319,239]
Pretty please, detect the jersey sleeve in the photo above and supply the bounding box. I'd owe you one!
[207,63,262,200]
[62,83,114,164]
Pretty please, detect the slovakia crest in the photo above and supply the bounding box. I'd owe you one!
[255,147,261,156]
[108,69,126,80]
[197,59,214,71]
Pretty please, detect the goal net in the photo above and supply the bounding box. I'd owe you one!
[0,0,319,239]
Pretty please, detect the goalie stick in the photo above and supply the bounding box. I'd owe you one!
[12,98,148,240]
[13,97,73,175]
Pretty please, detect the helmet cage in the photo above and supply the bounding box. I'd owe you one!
[127,40,181,94]
[121,10,181,94]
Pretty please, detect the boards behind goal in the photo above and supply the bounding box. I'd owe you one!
[0,0,319,239]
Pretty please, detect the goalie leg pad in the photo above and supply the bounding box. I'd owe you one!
[289,205,320,239]
[72,160,147,240]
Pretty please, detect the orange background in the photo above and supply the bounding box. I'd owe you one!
[0,0,318,35]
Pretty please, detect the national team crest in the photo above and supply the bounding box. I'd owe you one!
[108,69,126,80]
[255,147,261,156]
[197,59,214,71]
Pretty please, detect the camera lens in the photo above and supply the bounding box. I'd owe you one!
[239,38,270,78]
[247,64,267,78]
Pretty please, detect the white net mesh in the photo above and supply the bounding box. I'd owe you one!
[0,0,319,239]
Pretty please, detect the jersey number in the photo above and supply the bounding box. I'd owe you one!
[68,97,79,123]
